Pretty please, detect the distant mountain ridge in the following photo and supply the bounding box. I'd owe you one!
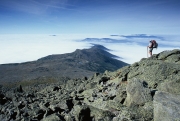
[0,44,128,85]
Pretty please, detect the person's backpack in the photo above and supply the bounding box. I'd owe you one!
[152,40,158,48]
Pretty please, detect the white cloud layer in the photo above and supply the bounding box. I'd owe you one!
[0,34,89,64]
[0,34,179,65]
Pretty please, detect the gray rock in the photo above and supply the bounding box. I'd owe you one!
[154,91,180,121]
[158,79,180,95]
[64,113,74,121]
[41,114,62,121]
[90,105,115,121]
[124,78,152,107]
[157,49,180,61]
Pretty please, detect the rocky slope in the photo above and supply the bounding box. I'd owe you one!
[0,49,180,121]
[0,44,128,86]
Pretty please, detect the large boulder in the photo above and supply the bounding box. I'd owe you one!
[154,91,180,121]
[124,78,152,107]
[158,79,180,95]
[157,49,180,63]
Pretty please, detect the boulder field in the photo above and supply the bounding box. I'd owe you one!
[0,49,180,121]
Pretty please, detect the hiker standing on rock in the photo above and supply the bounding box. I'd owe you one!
[147,40,158,57]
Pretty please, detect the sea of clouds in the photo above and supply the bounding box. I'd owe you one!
[0,34,179,64]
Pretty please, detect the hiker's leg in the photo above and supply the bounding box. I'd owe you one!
[149,52,152,56]
[149,48,153,57]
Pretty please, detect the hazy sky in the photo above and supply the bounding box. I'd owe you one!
[0,0,180,34]
[0,0,180,64]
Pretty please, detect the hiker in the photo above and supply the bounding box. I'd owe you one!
[147,40,158,57]
[147,40,154,57]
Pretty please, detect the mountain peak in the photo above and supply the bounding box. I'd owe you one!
[90,44,111,51]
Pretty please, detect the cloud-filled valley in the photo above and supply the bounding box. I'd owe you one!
[0,34,179,65]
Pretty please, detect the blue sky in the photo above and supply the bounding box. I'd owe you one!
[0,0,180,34]
[0,0,180,64]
